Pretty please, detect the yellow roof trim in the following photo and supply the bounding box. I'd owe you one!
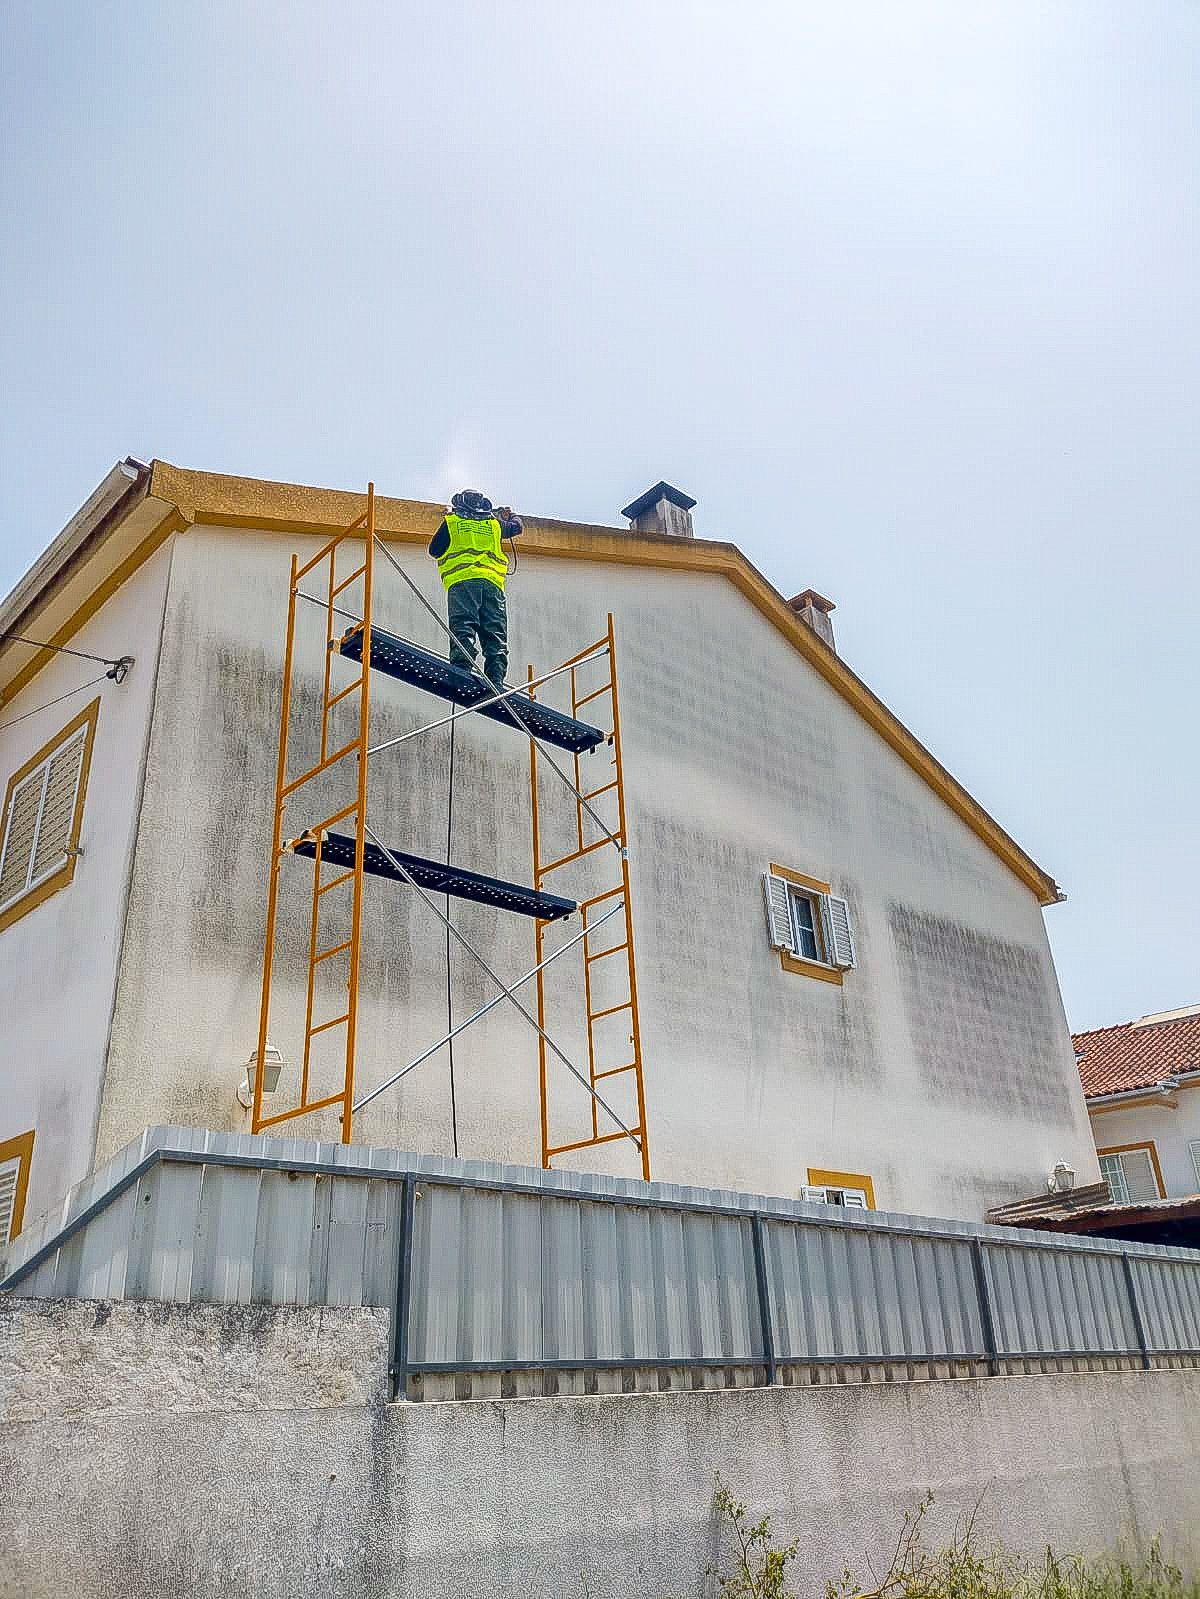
[6,461,1062,906]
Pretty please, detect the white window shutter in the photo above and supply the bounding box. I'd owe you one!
[841,1191,868,1209]
[822,894,856,970]
[763,873,796,953]
[0,1157,19,1247]
[0,770,44,910]
[1120,1148,1160,1204]
[1190,1141,1200,1192]
[31,732,85,879]
[801,1185,829,1203]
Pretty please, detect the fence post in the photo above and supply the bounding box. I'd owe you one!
[1119,1253,1152,1370]
[750,1214,777,1387]
[971,1239,1000,1376]
[390,1175,416,1400]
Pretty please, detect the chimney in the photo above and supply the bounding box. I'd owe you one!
[789,589,836,650]
[620,481,696,539]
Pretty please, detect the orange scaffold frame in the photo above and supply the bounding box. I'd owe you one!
[251,487,652,1179]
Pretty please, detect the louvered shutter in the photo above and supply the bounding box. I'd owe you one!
[0,1157,19,1247]
[0,770,44,909]
[1119,1148,1160,1204]
[822,894,856,969]
[31,731,85,880]
[841,1191,868,1209]
[801,1185,829,1203]
[1190,1141,1200,1192]
[763,873,796,952]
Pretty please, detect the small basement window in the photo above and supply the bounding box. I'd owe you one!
[804,1167,876,1209]
[1097,1144,1163,1205]
[0,698,99,935]
[762,864,856,983]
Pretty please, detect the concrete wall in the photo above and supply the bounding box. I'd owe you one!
[2,1297,1199,1599]
[93,524,1098,1220]
[0,540,173,1226]
[1090,1089,1200,1197]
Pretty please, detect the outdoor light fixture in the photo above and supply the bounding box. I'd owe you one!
[1046,1161,1076,1195]
[236,1042,286,1109]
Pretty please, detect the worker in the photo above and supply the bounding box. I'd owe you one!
[428,490,522,685]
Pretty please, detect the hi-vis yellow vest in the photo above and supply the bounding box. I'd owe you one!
[437,513,508,592]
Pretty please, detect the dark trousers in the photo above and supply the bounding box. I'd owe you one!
[446,578,508,685]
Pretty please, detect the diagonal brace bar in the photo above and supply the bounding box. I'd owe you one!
[352,898,625,1114]
[361,823,640,1150]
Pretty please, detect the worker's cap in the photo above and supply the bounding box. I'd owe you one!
[450,489,493,517]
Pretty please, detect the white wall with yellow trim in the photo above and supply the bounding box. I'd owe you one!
[0,539,175,1227]
[1089,1090,1200,1198]
[74,520,1099,1221]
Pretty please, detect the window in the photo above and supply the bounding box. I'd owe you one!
[763,864,856,983]
[1189,1140,1200,1193]
[1097,1144,1163,1205]
[0,1129,35,1247]
[0,698,98,935]
[804,1167,876,1209]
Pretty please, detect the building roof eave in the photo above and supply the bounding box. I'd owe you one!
[1,459,1063,908]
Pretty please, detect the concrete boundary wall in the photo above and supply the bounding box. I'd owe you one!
[2,1297,1200,1599]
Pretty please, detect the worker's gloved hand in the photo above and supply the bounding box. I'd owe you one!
[495,506,513,522]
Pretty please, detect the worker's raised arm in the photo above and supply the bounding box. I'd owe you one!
[428,517,450,558]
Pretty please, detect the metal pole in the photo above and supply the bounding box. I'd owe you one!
[365,646,610,758]
[361,822,641,1150]
[1120,1253,1152,1370]
[391,1174,416,1399]
[372,537,626,857]
[352,899,626,1113]
[971,1238,1000,1376]
[751,1214,777,1387]
[295,588,362,626]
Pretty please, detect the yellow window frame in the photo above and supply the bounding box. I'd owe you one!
[0,1127,35,1242]
[770,862,843,985]
[0,696,100,936]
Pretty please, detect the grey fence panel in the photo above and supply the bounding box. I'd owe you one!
[766,1220,980,1363]
[191,1164,263,1304]
[982,1242,1136,1357]
[1132,1256,1200,1352]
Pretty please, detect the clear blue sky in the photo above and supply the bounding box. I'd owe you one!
[2,1,1196,1032]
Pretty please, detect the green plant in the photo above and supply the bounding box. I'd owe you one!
[708,1474,801,1598]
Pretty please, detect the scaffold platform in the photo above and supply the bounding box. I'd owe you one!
[335,624,606,754]
[290,831,577,921]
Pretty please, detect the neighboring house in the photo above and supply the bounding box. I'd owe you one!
[1075,1005,1200,1203]
[0,459,1100,1237]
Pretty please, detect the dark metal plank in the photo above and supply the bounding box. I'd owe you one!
[337,626,606,754]
[292,832,576,922]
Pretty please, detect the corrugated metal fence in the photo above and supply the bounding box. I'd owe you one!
[3,1127,1199,1401]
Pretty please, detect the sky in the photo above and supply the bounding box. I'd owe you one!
[1,1,1196,1033]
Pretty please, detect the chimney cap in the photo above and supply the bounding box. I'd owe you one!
[789,588,836,614]
[621,480,697,521]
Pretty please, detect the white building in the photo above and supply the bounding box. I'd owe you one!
[0,459,1100,1237]
[1076,1005,1200,1202]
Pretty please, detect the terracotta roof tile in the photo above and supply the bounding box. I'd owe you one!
[1074,1008,1200,1098]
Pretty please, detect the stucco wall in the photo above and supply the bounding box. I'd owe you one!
[94,525,1097,1219]
[2,1297,1198,1599]
[1090,1091,1200,1197]
[0,540,173,1226]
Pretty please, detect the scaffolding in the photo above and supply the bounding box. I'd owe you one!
[252,486,652,1179]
